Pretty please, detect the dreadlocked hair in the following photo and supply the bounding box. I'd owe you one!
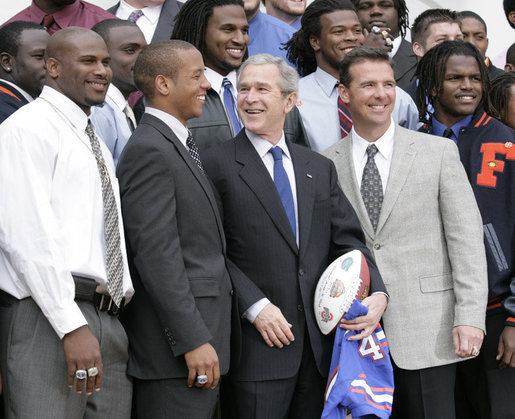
[350,0,409,38]
[415,40,493,124]
[285,0,356,76]
[490,71,515,124]
[171,0,244,56]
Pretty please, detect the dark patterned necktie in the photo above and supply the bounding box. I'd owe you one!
[360,144,383,232]
[336,82,352,137]
[128,9,143,22]
[85,120,124,307]
[443,127,453,138]
[186,132,205,174]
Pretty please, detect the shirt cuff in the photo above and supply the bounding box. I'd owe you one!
[46,301,88,339]
[243,298,270,323]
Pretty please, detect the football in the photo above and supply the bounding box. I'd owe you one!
[314,250,370,335]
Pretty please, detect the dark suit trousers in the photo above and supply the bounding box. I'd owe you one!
[455,308,515,419]
[221,330,326,419]
[391,360,456,419]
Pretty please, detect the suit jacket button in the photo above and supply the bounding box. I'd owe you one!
[374,243,381,250]
[298,269,304,276]
[297,305,304,312]
[229,289,234,296]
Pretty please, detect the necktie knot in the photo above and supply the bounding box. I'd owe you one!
[269,146,283,162]
[366,144,379,159]
[222,78,232,88]
[41,14,55,31]
[128,9,143,22]
[443,127,453,139]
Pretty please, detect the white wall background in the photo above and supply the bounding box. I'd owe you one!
[2,0,513,66]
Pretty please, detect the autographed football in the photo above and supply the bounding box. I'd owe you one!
[314,250,370,335]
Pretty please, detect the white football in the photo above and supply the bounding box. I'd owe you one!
[314,250,370,335]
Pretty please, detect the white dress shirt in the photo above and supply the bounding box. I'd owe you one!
[145,106,190,147]
[0,78,34,102]
[115,0,163,44]
[0,86,134,339]
[243,129,299,322]
[351,119,396,193]
[297,67,420,153]
[388,35,402,58]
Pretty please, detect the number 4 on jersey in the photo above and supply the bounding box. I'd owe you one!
[358,333,385,362]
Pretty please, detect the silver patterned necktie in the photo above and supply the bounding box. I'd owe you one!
[360,144,383,232]
[186,132,205,174]
[85,120,124,307]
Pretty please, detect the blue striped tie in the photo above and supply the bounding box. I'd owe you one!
[222,78,242,135]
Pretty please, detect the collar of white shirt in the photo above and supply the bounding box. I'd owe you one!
[388,35,402,58]
[39,85,89,132]
[145,106,190,148]
[352,118,395,164]
[117,0,162,24]
[106,84,128,112]
[0,78,35,103]
[204,67,238,97]
[246,129,290,161]
[314,66,339,98]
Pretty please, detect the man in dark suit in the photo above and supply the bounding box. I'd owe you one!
[108,0,182,43]
[0,21,49,123]
[117,40,233,419]
[203,53,388,419]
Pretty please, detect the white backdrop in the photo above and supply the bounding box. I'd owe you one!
[2,0,513,66]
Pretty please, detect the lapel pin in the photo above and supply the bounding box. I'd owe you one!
[306,173,312,179]
[505,142,512,149]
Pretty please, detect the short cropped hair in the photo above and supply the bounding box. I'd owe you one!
[339,46,393,87]
[134,40,196,98]
[456,11,487,34]
[411,9,459,47]
[91,18,139,42]
[0,21,46,56]
[237,53,299,96]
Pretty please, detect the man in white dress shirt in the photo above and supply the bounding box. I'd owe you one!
[0,27,134,419]
[91,19,147,165]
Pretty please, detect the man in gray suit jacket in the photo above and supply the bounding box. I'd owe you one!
[324,47,488,419]
[117,40,233,419]
[108,0,182,43]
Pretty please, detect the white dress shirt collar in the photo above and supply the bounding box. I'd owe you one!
[117,0,162,23]
[105,84,128,112]
[352,119,395,163]
[314,66,339,97]
[0,78,35,102]
[40,85,89,132]
[388,35,402,58]
[246,128,289,160]
[204,67,238,97]
[145,107,190,148]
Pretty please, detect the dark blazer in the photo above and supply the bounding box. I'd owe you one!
[117,113,233,379]
[393,38,417,91]
[203,130,386,381]
[108,0,183,42]
[188,88,311,155]
[0,81,29,124]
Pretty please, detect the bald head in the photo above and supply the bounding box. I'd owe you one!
[45,27,112,115]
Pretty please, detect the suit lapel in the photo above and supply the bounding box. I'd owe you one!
[152,0,181,42]
[375,126,416,234]
[140,113,227,250]
[235,132,298,255]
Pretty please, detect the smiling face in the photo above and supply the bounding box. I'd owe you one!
[339,59,395,141]
[167,48,211,126]
[46,31,112,115]
[459,17,488,59]
[105,25,146,98]
[10,28,50,98]
[310,10,364,79]
[354,0,399,38]
[203,5,249,76]
[237,63,296,144]
[433,55,482,127]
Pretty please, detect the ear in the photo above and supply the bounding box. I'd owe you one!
[284,91,297,114]
[154,74,173,96]
[309,35,321,52]
[45,57,61,79]
[504,63,514,72]
[412,41,425,59]
[338,83,350,104]
[0,53,13,72]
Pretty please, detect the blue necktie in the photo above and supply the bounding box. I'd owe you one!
[269,147,296,238]
[222,78,242,135]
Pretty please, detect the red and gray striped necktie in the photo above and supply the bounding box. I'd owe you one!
[336,82,352,138]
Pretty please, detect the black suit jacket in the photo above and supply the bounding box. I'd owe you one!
[0,81,29,124]
[117,113,233,379]
[393,38,417,91]
[188,88,311,155]
[108,0,183,42]
[203,131,386,381]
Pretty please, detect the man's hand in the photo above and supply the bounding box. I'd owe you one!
[184,342,220,389]
[452,325,484,358]
[63,325,102,395]
[363,27,394,52]
[253,303,294,348]
[340,294,388,341]
[497,326,515,368]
